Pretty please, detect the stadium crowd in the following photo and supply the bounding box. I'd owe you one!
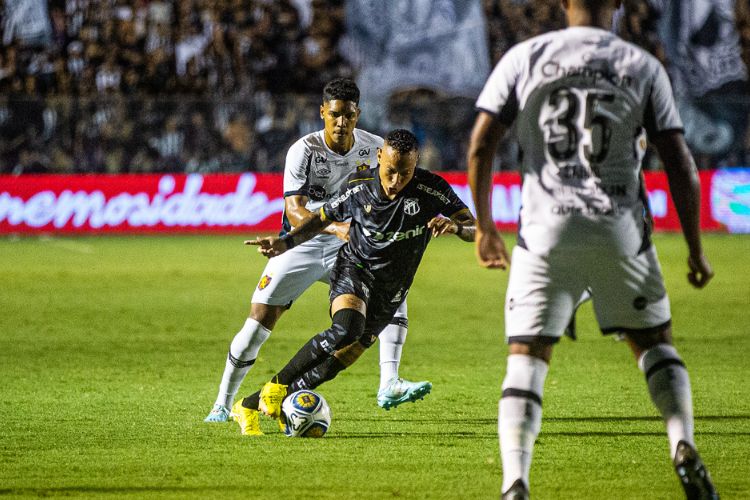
[1,0,749,174]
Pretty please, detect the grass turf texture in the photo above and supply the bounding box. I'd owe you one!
[1,234,748,499]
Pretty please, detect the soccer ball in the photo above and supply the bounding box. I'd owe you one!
[281,389,331,438]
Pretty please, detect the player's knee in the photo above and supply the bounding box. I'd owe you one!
[328,308,366,349]
[624,324,673,359]
[508,340,554,363]
[249,303,285,330]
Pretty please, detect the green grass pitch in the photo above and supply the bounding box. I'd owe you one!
[1,233,748,499]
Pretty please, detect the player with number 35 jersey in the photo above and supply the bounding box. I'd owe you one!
[468,1,716,499]
[476,26,681,256]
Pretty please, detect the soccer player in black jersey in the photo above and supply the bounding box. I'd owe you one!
[232,129,476,430]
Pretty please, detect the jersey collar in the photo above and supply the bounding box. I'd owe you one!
[320,129,358,158]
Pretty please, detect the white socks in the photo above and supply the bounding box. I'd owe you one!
[638,343,694,457]
[214,318,271,408]
[497,344,693,494]
[378,322,408,390]
[499,354,549,493]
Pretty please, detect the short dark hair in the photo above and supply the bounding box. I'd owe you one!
[323,78,360,104]
[384,129,418,154]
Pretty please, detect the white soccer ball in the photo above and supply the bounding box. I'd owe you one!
[281,389,331,438]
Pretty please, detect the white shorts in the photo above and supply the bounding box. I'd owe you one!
[505,245,671,343]
[251,236,408,318]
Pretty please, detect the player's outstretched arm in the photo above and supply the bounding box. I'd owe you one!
[286,194,350,242]
[467,111,510,269]
[245,211,328,258]
[651,130,714,288]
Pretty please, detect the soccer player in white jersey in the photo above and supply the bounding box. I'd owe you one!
[467,2,718,499]
[204,78,431,425]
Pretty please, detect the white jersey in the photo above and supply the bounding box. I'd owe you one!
[476,26,683,256]
[282,128,383,243]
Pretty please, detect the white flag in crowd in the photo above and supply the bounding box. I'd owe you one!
[342,0,490,126]
[650,0,747,98]
[2,0,52,47]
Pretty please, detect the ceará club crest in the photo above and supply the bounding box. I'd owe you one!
[404,198,420,216]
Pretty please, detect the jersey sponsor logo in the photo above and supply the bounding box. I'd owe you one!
[329,184,364,209]
[257,275,272,290]
[540,61,634,88]
[358,148,371,157]
[313,155,331,177]
[313,164,331,178]
[404,198,420,216]
[551,204,620,216]
[366,224,425,242]
[308,185,327,201]
[416,183,450,204]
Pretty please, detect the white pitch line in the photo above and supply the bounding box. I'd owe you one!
[38,236,95,254]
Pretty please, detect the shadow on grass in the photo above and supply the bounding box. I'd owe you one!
[328,431,492,439]
[354,414,750,424]
[0,486,216,496]
[545,415,750,422]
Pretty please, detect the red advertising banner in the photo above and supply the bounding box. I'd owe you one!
[0,170,747,234]
[0,173,285,233]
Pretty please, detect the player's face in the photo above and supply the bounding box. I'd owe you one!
[320,99,360,149]
[377,144,418,200]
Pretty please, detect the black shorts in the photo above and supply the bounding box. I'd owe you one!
[329,258,409,348]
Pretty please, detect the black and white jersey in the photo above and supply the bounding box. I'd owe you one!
[321,167,469,287]
[476,26,683,256]
[282,128,383,239]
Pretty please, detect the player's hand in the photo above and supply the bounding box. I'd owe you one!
[687,253,713,288]
[427,216,456,237]
[244,236,285,258]
[475,228,510,270]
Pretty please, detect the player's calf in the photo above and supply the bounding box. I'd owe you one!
[274,308,366,385]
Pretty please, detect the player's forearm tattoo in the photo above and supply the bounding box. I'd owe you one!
[454,216,476,242]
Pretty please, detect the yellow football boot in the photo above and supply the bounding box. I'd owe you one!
[230,400,263,436]
[259,380,288,419]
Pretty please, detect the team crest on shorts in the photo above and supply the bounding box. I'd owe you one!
[257,275,272,290]
[404,198,420,216]
[364,204,372,213]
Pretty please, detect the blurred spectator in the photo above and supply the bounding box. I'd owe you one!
[1,0,748,173]
[221,112,254,171]
[149,114,185,170]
